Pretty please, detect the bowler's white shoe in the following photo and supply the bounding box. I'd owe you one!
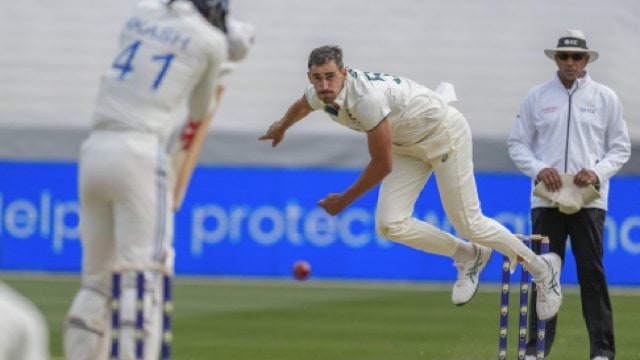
[534,253,563,320]
[592,357,610,360]
[451,244,492,306]
[524,356,536,360]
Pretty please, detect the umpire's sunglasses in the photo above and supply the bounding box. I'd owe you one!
[556,52,586,61]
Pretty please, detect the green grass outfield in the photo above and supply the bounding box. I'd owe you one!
[3,273,640,359]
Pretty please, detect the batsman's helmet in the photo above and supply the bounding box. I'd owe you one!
[190,0,229,32]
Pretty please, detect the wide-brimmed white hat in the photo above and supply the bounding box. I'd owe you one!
[544,29,599,63]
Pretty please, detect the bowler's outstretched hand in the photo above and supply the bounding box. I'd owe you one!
[258,121,286,147]
[318,193,348,216]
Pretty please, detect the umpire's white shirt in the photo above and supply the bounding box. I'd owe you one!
[508,73,631,210]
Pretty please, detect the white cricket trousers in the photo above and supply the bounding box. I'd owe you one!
[376,107,535,262]
[64,130,173,360]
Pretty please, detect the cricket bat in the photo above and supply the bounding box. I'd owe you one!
[172,85,225,211]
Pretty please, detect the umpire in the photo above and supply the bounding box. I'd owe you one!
[508,30,631,360]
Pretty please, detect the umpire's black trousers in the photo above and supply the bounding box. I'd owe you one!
[526,207,615,360]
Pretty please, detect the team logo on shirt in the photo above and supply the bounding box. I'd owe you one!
[441,153,449,163]
[324,105,338,116]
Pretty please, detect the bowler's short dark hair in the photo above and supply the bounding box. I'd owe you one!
[308,45,344,70]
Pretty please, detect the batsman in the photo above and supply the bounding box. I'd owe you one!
[63,0,254,359]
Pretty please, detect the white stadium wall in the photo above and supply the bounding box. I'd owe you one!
[0,0,639,171]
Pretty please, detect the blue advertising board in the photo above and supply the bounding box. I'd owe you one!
[1,161,638,285]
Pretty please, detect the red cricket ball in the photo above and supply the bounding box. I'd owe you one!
[292,260,311,280]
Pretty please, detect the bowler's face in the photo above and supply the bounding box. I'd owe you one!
[307,60,347,104]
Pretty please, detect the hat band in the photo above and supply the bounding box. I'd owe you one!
[556,37,588,50]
